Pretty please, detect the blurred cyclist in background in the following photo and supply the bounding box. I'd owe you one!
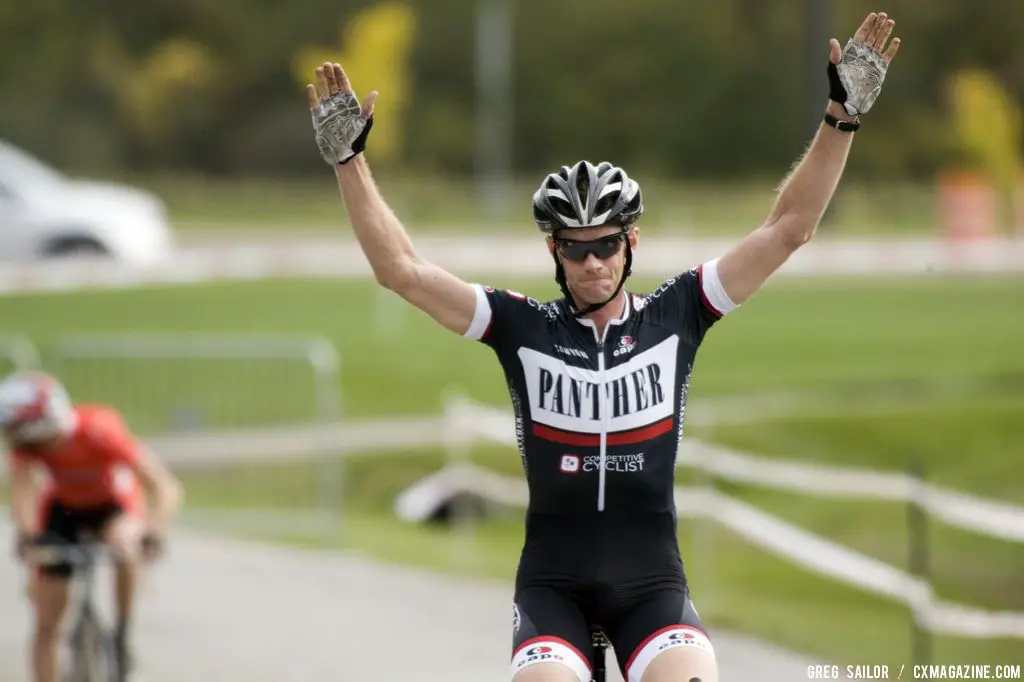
[1,370,183,682]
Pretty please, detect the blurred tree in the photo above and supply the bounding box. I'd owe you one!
[947,69,1022,231]
[292,1,417,166]
[398,0,476,175]
[92,35,219,156]
[2,0,1023,180]
[508,0,810,178]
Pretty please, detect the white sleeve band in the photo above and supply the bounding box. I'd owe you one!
[700,258,738,316]
[463,284,493,340]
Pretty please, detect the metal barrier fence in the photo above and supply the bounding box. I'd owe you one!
[48,333,344,537]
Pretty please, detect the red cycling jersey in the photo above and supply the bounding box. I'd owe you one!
[9,404,145,514]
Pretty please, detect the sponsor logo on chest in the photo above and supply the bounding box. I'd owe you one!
[614,335,637,357]
[518,336,678,434]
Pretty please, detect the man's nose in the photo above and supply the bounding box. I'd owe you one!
[583,252,605,271]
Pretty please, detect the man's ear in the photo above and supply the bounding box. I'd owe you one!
[628,227,640,250]
[546,236,556,257]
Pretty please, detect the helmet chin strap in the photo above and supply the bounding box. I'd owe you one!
[554,244,633,318]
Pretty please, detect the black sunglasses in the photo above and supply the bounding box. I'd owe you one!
[553,234,626,262]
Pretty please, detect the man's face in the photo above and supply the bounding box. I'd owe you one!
[547,225,640,306]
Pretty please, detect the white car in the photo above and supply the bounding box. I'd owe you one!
[0,140,176,264]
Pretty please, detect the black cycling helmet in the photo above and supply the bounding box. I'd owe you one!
[533,161,643,232]
[532,161,644,316]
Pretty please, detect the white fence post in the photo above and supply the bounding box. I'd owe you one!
[442,386,476,570]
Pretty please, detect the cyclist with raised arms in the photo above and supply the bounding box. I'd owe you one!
[305,11,899,682]
[2,370,183,682]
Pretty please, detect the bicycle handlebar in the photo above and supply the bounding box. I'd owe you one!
[25,542,109,568]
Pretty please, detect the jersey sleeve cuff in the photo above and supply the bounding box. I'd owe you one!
[698,258,738,317]
[463,284,494,340]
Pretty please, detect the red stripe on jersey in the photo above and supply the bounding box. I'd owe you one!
[532,416,673,447]
[696,264,724,318]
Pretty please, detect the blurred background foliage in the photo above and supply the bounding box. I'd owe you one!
[1,0,1021,186]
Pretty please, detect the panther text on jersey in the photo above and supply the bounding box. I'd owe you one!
[463,258,736,515]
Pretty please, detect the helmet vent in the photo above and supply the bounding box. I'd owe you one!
[550,195,575,219]
[575,171,590,205]
[594,192,616,218]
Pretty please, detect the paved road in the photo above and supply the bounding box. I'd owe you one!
[2,234,1022,296]
[0,521,818,682]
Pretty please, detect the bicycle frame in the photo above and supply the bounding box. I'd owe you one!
[591,629,609,682]
[28,540,121,682]
[64,544,104,637]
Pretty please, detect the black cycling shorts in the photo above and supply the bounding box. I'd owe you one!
[37,499,124,578]
[511,582,713,682]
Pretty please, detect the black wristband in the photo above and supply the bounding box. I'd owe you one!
[824,112,860,133]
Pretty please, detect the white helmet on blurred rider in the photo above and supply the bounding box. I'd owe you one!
[0,370,76,445]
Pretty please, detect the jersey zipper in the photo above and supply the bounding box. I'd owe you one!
[596,331,610,512]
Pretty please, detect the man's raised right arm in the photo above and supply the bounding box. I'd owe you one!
[306,60,479,337]
[334,156,479,336]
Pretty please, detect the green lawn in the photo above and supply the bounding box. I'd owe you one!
[1,274,1021,430]
[127,172,944,236]
[2,274,1021,665]
[703,392,1024,502]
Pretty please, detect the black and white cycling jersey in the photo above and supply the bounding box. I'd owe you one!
[464,258,737,517]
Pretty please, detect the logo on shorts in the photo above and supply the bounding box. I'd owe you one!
[513,644,565,672]
[655,628,712,655]
[512,603,521,634]
[560,455,580,473]
[512,640,584,678]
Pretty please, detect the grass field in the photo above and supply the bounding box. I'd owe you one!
[126,172,946,236]
[1,274,1022,665]
[2,275,1022,438]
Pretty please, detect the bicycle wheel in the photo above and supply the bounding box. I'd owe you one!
[66,607,117,682]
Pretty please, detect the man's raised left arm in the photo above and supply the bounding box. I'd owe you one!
[716,11,901,305]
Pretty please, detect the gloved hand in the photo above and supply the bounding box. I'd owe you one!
[827,12,901,117]
[306,61,378,166]
[13,531,37,562]
[141,531,165,562]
